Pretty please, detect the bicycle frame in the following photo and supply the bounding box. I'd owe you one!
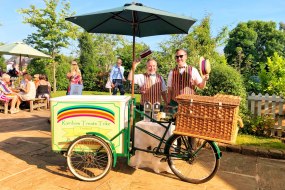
[66,97,223,184]
[85,98,222,167]
[132,109,222,158]
[131,108,174,156]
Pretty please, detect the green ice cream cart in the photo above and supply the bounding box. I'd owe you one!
[49,94,238,184]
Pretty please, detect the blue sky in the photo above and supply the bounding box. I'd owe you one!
[0,0,284,55]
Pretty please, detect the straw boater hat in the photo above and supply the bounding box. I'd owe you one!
[199,56,211,76]
[140,49,152,59]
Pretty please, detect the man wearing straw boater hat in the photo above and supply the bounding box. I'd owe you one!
[167,49,210,149]
[128,58,168,111]
[167,49,210,108]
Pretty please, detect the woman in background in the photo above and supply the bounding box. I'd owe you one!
[36,74,51,108]
[0,73,19,114]
[16,74,36,110]
[66,60,82,95]
[33,74,40,87]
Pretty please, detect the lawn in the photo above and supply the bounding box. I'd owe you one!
[50,91,285,150]
[236,134,285,150]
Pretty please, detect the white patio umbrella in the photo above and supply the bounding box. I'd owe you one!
[0,42,51,70]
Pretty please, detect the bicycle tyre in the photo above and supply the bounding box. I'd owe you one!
[166,135,220,184]
[67,135,113,181]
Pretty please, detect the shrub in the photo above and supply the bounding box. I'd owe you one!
[197,63,247,116]
[27,56,71,91]
[259,52,285,96]
[0,56,6,72]
[243,75,262,94]
[240,114,275,137]
[55,61,70,90]
[93,71,109,91]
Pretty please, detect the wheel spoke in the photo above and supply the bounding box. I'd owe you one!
[167,135,220,184]
[67,136,113,181]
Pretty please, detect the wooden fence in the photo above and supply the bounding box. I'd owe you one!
[247,93,285,137]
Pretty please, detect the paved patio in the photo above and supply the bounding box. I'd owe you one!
[0,110,284,190]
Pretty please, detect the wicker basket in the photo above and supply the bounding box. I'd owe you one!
[174,94,241,144]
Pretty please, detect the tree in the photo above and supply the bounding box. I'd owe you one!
[259,52,285,95]
[224,21,285,76]
[157,15,228,79]
[27,55,70,91]
[54,55,71,90]
[0,42,5,72]
[18,0,78,92]
[0,56,5,72]
[78,32,124,91]
[185,16,217,60]
[92,34,122,73]
[198,62,247,116]
[116,41,148,72]
[78,32,96,90]
[26,59,47,76]
[280,22,285,32]
[156,34,185,79]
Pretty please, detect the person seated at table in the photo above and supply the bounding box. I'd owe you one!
[7,63,19,78]
[36,74,51,107]
[16,74,36,110]
[128,58,168,111]
[0,73,20,114]
[19,73,28,89]
[0,91,9,102]
[33,74,40,87]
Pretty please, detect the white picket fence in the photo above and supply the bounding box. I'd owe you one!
[247,93,285,137]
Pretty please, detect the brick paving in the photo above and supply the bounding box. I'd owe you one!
[0,109,285,190]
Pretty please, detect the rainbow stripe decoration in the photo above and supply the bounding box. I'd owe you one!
[57,105,115,123]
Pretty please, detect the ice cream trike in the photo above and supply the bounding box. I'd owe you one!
[50,94,241,184]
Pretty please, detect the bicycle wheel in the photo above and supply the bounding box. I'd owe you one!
[67,135,113,181]
[166,135,220,184]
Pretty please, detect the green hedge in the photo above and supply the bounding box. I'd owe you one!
[198,63,247,115]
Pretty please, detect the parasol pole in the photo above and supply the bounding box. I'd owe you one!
[131,30,136,98]
[18,54,22,86]
[131,15,137,106]
[131,9,138,99]
[130,11,137,148]
[19,54,22,71]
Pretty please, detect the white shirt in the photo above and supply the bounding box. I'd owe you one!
[167,65,202,88]
[110,65,125,80]
[133,74,167,92]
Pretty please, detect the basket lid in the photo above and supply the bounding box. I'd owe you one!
[176,94,241,106]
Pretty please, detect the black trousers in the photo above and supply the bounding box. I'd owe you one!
[112,79,125,95]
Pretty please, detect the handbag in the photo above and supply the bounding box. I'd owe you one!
[105,78,112,89]
[69,84,83,95]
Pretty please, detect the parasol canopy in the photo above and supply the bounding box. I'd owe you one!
[65,2,196,96]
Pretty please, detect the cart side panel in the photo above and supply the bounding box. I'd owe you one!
[51,96,130,153]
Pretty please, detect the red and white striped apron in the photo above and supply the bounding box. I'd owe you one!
[171,66,195,102]
[140,74,162,105]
